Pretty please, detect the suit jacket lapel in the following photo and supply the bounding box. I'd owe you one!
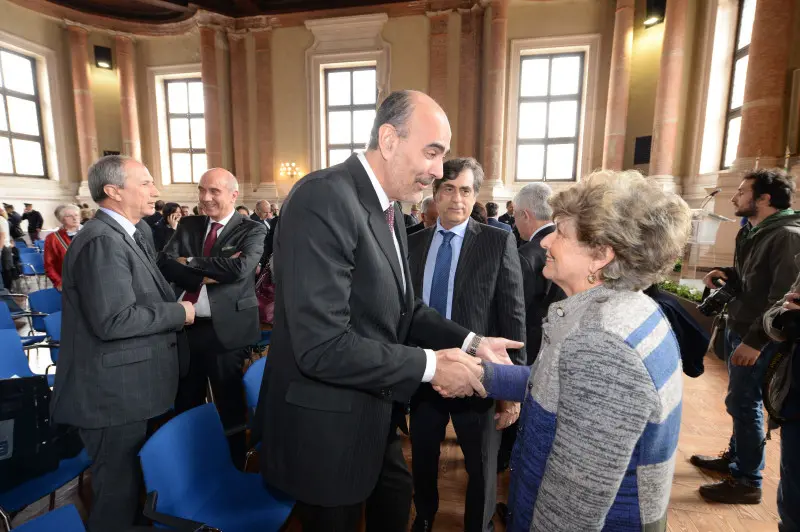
[95,211,175,301]
[347,155,405,296]
[212,213,244,255]
[454,218,481,297]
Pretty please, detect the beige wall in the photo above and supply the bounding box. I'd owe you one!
[88,33,122,157]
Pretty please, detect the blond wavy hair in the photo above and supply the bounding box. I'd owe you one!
[549,170,692,291]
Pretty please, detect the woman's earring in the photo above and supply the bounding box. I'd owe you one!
[587,272,597,284]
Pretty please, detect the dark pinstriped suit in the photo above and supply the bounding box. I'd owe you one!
[407,218,526,532]
[254,154,471,531]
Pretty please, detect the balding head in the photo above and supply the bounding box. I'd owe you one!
[198,168,240,221]
[255,199,271,220]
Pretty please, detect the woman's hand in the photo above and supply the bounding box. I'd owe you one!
[495,400,520,429]
[167,212,181,230]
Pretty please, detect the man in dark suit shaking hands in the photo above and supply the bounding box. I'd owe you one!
[157,168,266,468]
[407,158,526,532]
[255,90,522,532]
[51,156,195,532]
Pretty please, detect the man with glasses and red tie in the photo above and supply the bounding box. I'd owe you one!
[157,168,266,469]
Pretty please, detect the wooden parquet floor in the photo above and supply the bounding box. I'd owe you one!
[12,352,782,530]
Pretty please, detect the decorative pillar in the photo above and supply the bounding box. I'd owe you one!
[200,26,223,169]
[458,5,483,158]
[481,0,509,189]
[734,0,795,167]
[115,35,141,162]
[228,31,249,185]
[427,11,450,109]
[602,0,634,171]
[649,0,688,193]
[254,29,276,193]
[67,25,98,184]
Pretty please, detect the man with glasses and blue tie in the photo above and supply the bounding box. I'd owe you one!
[407,157,526,532]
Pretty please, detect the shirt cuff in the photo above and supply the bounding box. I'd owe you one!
[461,332,476,352]
[186,257,193,263]
[421,349,437,382]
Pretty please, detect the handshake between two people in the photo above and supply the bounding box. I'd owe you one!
[429,337,523,399]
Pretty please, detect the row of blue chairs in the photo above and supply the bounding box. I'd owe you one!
[13,241,44,253]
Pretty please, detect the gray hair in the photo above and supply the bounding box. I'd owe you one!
[367,90,414,150]
[420,196,435,212]
[88,155,133,203]
[549,169,692,291]
[55,203,80,222]
[514,183,553,221]
[433,157,485,195]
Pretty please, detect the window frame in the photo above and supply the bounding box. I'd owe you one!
[323,65,378,167]
[0,46,48,178]
[163,77,206,185]
[514,52,585,182]
[720,0,753,170]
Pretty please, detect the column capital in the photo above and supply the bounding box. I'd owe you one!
[65,21,90,35]
[226,29,249,42]
[426,10,451,34]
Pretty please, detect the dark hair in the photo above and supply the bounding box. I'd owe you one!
[486,202,499,217]
[181,205,189,209]
[154,200,165,211]
[367,90,414,151]
[236,205,250,215]
[471,202,487,224]
[432,157,485,195]
[506,200,513,208]
[192,206,199,215]
[162,202,181,219]
[744,168,795,209]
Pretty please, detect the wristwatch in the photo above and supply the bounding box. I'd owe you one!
[466,334,484,356]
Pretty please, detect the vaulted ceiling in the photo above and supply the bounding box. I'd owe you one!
[45,0,419,22]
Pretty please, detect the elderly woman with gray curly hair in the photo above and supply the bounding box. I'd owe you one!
[442,170,692,531]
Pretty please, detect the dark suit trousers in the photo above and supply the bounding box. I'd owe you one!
[410,385,499,532]
[175,319,249,468]
[294,427,412,532]
[79,421,149,532]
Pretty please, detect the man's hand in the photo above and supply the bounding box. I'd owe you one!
[782,291,800,312]
[731,343,761,366]
[179,301,195,326]
[177,257,188,265]
[431,349,486,398]
[55,285,62,292]
[495,400,520,430]
[202,277,218,285]
[703,269,728,289]
[475,337,524,365]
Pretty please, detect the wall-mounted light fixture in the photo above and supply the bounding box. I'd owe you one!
[279,161,299,180]
[94,45,113,69]
[644,0,666,28]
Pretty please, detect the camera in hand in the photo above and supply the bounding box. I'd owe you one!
[697,277,737,317]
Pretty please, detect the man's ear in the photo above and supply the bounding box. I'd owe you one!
[378,123,398,160]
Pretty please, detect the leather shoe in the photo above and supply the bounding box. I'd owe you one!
[411,518,433,532]
[690,451,733,474]
[496,503,509,525]
[699,478,762,504]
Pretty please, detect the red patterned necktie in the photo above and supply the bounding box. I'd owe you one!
[182,222,222,304]
[385,206,395,230]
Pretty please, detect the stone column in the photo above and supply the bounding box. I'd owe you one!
[115,35,141,162]
[427,11,450,109]
[734,0,795,167]
[200,26,223,169]
[228,31,249,185]
[458,6,483,158]
[481,0,509,189]
[254,29,275,192]
[67,25,98,183]
[649,0,688,193]
[602,0,634,171]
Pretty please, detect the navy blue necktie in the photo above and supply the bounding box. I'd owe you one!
[430,230,455,316]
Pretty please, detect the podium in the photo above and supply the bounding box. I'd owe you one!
[681,208,734,280]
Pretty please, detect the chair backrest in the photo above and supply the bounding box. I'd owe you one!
[43,311,61,362]
[12,504,86,532]
[0,329,35,379]
[0,302,16,330]
[139,404,232,517]
[243,357,266,412]
[14,239,28,248]
[33,240,45,252]
[20,252,45,275]
[29,288,62,315]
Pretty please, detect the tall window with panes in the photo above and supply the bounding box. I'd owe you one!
[721,0,756,169]
[324,66,377,166]
[0,48,46,177]
[165,78,207,183]
[514,52,584,181]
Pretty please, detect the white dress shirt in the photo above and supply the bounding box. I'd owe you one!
[422,219,469,320]
[356,152,475,383]
[99,208,136,239]
[179,209,236,318]
[530,221,555,241]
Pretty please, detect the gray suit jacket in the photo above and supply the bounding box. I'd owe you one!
[157,212,266,350]
[51,210,187,429]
